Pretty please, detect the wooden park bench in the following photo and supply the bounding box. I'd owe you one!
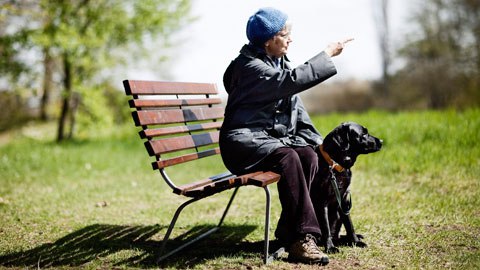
[123,80,282,264]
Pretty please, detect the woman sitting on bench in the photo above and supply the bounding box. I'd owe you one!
[219,7,351,265]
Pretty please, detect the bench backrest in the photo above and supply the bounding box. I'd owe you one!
[124,80,228,190]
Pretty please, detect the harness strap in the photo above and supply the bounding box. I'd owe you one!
[328,167,350,215]
[319,145,344,172]
[319,144,350,215]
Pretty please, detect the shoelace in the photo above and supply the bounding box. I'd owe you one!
[302,237,322,254]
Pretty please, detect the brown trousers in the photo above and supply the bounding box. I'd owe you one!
[252,145,322,245]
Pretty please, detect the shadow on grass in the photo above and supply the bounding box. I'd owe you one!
[0,223,275,268]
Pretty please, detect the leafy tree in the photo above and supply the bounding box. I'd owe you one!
[0,1,36,86]
[0,0,192,141]
[395,0,480,108]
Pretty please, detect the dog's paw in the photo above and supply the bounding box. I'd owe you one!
[325,245,340,254]
[337,235,368,248]
[323,238,340,254]
[353,234,367,248]
[354,240,368,248]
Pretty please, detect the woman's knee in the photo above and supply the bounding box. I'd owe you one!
[295,146,319,164]
[275,147,303,168]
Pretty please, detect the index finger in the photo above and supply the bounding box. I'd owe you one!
[342,38,354,45]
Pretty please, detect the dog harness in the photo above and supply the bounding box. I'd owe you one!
[319,145,344,173]
[319,145,351,215]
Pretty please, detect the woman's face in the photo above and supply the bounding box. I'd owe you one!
[265,23,292,58]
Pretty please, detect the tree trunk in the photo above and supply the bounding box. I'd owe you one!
[373,0,391,97]
[40,48,53,121]
[67,92,80,139]
[57,53,72,142]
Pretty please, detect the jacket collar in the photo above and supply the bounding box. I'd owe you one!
[240,44,290,67]
[240,44,266,58]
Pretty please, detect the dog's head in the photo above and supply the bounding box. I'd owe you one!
[323,122,382,169]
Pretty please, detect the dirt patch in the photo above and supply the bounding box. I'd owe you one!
[0,131,13,146]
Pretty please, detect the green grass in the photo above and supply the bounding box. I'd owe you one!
[0,109,479,269]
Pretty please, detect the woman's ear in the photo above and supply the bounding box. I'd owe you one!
[264,39,271,48]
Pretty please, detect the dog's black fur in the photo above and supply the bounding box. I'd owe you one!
[312,122,382,253]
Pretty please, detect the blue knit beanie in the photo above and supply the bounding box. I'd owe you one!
[246,7,288,46]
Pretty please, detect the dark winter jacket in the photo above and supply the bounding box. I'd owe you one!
[219,44,337,175]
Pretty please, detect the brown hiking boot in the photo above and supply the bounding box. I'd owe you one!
[288,234,329,265]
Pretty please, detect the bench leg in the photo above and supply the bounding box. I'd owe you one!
[263,186,271,264]
[218,186,239,226]
[263,186,286,264]
[156,187,240,264]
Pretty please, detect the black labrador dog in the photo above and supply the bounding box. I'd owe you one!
[312,122,382,253]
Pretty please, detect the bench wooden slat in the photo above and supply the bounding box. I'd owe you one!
[175,172,265,197]
[177,171,280,197]
[132,107,224,126]
[124,80,218,95]
[129,98,222,108]
[145,131,219,156]
[153,148,221,169]
[248,171,281,187]
[172,170,237,195]
[140,122,223,138]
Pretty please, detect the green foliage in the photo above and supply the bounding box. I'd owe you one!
[102,83,132,124]
[75,85,115,138]
[0,0,193,140]
[0,109,479,269]
[0,33,29,80]
[73,83,131,137]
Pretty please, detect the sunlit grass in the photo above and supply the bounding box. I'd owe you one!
[0,108,479,269]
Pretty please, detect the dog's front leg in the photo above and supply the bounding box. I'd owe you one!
[340,212,366,247]
[318,205,339,253]
[341,192,367,248]
[330,209,342,244]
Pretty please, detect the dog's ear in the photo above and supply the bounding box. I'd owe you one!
[325,123,349,152]
[325,123,354,168]
[347,122,366,145]
[340,122,352,151]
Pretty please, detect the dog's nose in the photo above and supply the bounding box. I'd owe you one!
[378,139,383,148]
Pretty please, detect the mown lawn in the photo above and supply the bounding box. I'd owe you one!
[0,109,479,269]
